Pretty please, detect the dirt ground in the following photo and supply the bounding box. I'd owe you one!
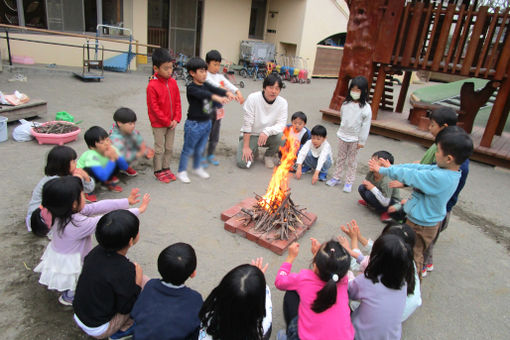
[0,65,509,340]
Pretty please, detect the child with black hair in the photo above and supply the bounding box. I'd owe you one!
[34,177,150,307]
[27,145,95,235]
[369,129,474,279]
[73,208,150,340]
[346,233,415,339]
[77,126,129,192]
[147,48,182,183]
[177,57,229,183]
[109,107,155,177]
[202,49,244,167]
[285,111,311,152]
[327,76,372,193]
[199,259,272,340]
[274,240,354,340]
[131,243,203,340]
[358,150,402,222]
[295,124,333,184]
[339,220,421,322]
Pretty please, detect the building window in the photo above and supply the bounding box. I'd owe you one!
[249,0,266,40]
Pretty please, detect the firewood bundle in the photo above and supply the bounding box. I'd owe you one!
[33,122,79,134]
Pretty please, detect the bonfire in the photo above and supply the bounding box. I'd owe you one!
[240,130,310,240]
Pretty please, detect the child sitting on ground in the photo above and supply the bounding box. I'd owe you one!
[147,48,182,183]
[339,220,421,322]
[274,240,353,340]
[131,242,203,340]
[295,125,333,184]
[358,150,402,222]
[202,49,244,168]
[109,107,154,177]
[177,57,229,183]
[73,208,150,339]
[369,129,473,278]
[199,259,272,340]
[34,177,149,306]
[77,126,129,192]
[346,233,415,339]
[27,145,95,235]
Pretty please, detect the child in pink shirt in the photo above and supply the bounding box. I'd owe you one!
[274,239,354,340]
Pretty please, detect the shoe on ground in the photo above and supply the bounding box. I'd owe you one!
[326,178,341,187]
[192,167,210,179]
[426,264,434,272]
[120,167,138,176]
[358,199,367,207]
[276,329,287,340]
[343,183,353,193]
[58,294,73,306]
[264,156,275,169]
[106,184,123,192]
[154,171,171,183]
[207,154,220,166]
[200,156,209,169]
[162,168,176,181]
[109,324,135,340]
[380,211,392,222]
[110,176,120,184]
[318,172,327,181]
[421,267,427,278]
[177,171,191,183]
[84,193,97,203]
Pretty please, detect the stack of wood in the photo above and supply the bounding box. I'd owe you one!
[240,192,310,240]
[33,122,79,134]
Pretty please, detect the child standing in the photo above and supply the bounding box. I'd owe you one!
[147,48,182,183]
[203,49,243,167]
[327,76,372,193]
[33,176,149,306]
[177,57,229,183]
[295,125,333,184]
[131,243,203,340]
[199,260,272,340]
[73,209,150,339]
[347,234,415,339]
[285,111,311,152]
[358,151,402,222]
[109,107,154,177]
[369,130,473,278]
[26,145,95,235]
[77,126,129,192]
[274,240,354,340]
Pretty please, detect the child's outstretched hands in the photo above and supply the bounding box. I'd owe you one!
[286,242,300,263]
[128,188,141,205]
[138,193,151,214]
[72,167,91,182]
[389,180,404,188]
[340,220,358,240]
[211,94,229,105]
[251,257,269,274]
[310,237,321,255]
[337,236,351,252]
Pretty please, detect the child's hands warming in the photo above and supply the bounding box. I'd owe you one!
[286,242,300,263]
[212,94,229,105]
[251,257,269,274]
[128,188,141,205]
[362,179,374,190]
[72,167,91,182]
[389,180,404,188]
[368,158,380,173]
[337,236,351,252]
[138,193,151,214]
[311,171,319,185]
[340,220,357,240]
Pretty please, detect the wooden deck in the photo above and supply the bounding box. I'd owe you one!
[321,108,510,168]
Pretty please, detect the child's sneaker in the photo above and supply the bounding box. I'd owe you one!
[301,165,312,174]
[318,172,328,181]
[177,171,191,183]
[343,183,352,193]
[58,292,73,306]
[326,178,341,187]
[154,171,171,183]
[426,264,434,272]
[84,193,97,203]
[120,167,138,176]
[207,154,220,166]
[358,199,368,206]
[421,267,428,278]
[264,156,275,169]
[109,323,135,340]
[192,167,210,179]
[200,157,209,169]
[106,184,123,192]
[380,212,392,222]
[110,176,120,184]
[162,168,176,182]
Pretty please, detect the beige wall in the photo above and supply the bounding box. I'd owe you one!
[266,0,306,56]
[201,0,252,63]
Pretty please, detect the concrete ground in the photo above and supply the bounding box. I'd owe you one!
[0,65,509,340]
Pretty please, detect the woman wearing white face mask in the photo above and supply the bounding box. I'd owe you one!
[326,76,372,193]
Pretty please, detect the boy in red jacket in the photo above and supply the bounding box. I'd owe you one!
[147,48,182,183]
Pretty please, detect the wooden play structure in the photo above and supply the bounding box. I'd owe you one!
[322,0,510,168]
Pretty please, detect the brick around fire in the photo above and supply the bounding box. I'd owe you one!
[222,200,317,255]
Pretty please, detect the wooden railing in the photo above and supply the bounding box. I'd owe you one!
[148,27,168,54]
[375,3,510,80]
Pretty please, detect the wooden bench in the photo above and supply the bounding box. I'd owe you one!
[0,99,48,122]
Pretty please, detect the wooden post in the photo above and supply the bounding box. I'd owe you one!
[395,71,412,113]
[495,95,510,136]
[371,66,387,120]
[480,63,510,147]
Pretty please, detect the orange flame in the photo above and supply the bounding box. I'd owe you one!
[258,128,299,213]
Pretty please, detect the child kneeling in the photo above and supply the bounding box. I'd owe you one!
[73,209,149,339]
[295,125,332,184]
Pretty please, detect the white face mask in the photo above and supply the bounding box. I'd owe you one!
[350,91,361,101]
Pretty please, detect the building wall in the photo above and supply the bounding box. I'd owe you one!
[200,0,252,63]
[265,0,306,55]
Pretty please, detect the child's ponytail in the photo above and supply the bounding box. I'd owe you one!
[311,240,351,313]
